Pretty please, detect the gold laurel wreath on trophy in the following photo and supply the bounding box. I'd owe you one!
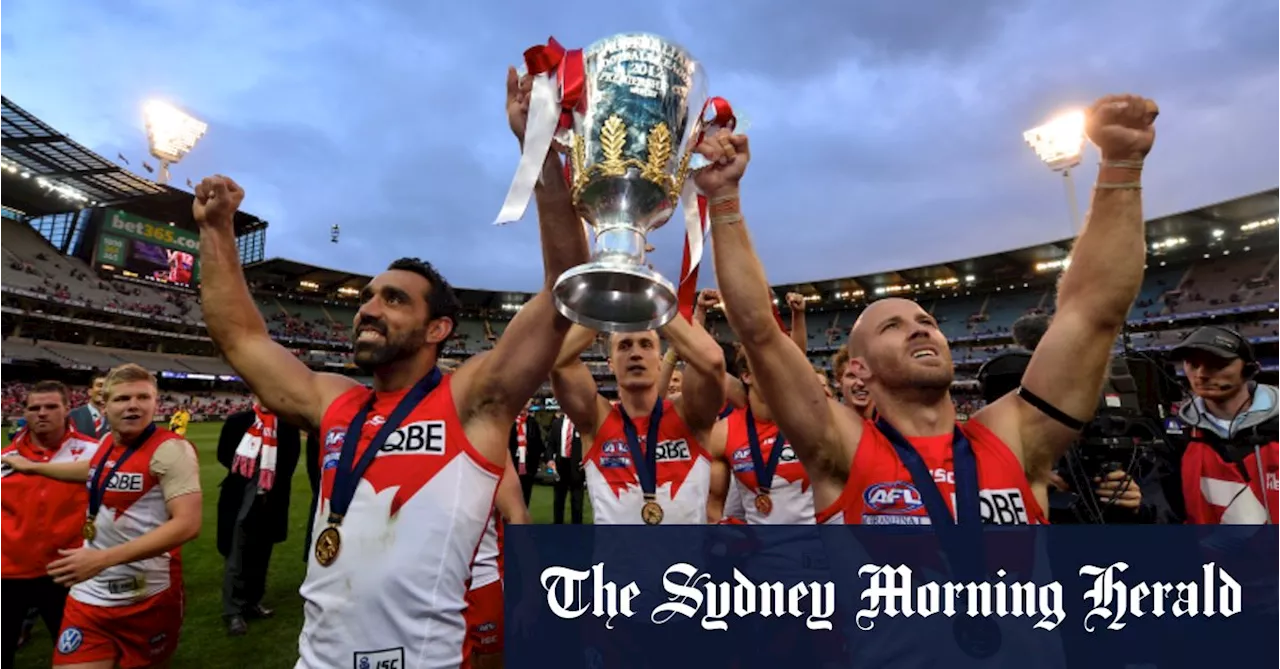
[570,115,691,207]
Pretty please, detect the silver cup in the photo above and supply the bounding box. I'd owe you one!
[554,33,706,333]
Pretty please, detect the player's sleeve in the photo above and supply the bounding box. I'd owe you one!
[150,439,202,500]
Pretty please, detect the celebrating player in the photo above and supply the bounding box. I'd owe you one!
[707,346,814,524]
[1,381,100,668]
[193,67,590,668]
[5,364,202,669]
[706,94,1159,528]
[550,302,726,525]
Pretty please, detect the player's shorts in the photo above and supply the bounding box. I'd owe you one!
[462,579,504,668]
[53,588,183,668]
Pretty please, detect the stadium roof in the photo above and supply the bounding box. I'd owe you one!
[243,257,527,309]
[0,96,267,236]
[784,188,1279,298]
[244,188,1278,305]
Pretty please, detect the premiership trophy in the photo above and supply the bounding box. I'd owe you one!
[552,34,707,332]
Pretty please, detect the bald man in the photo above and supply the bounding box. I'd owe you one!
[704,93,1158,527]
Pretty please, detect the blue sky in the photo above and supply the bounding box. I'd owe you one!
[2,0,1276,291]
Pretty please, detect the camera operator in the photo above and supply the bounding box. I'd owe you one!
[978,313,1176,523]
[1168,326,1277,524]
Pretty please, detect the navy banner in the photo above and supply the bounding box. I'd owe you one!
[504,526,1277,669]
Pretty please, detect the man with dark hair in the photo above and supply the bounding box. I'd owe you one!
[69,374,109,440]
[509,402,544,505]
[1011,312,1052,352]
[192,64,591,667]
[548,411,587,524]
[1,381,99,669]
[976,313,1049,405]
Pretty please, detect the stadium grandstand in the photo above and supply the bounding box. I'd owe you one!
[2,95,1277,427]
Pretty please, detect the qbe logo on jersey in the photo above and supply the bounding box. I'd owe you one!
[378,421,446,455]
[952,487,1031,525]
[105,471,145,492]
[654,439,691,462]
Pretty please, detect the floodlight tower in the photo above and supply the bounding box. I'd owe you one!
[1023,109,1086,234]
[143,99,208,186]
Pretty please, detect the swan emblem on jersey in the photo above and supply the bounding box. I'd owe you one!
[729,438,812,492]
[595,438,699,500]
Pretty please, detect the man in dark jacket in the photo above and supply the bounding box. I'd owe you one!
[508,403,545,505]
[548,411,587,524]
[216,401,301,636]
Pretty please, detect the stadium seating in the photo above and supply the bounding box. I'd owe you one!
[4,212,1277,426]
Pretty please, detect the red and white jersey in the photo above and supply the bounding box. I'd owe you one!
[297,376,503,669]
[817,418,1047,526]
[585,399,710,525]
[470,509,503,591]
[723,408,814,524]
[72,427,190,607]
[1,427,99,579]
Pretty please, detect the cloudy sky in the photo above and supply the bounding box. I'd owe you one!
[2,0,1275,291]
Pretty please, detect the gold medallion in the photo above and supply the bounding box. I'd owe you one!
[314,526,342,567]
[641,500,665,526]
[82,519,96,542]
[754,493,773,517]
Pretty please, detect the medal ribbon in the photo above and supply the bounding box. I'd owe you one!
[744,403,787,495]
[86,424,155,521]
[618,396,664,500]
[874,417,984,579]
[328,368,443,525]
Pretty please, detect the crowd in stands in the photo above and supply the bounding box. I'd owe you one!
[3,214,1277,405]
[2,380,252,427]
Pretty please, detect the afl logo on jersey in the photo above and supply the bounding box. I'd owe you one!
[864,481,925,513]
[379,420,446,455]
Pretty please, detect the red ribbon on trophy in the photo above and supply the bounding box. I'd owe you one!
[677,97,735,323]
[523,37,584,138]
[495,37,586,224]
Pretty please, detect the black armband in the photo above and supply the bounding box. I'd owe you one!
[1016,386,1088,432]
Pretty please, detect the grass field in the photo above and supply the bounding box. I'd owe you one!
[9,421,589,669]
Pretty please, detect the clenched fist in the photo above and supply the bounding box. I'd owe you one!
[697,288,722,312]
[1086,94,1158,161]
[193,175,245,231]
[693,129,749,197]
[785,292,806,312]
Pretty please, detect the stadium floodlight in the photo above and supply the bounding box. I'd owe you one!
[1023,109,1086,233]
[143,99,208,185]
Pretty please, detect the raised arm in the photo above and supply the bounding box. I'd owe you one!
[194,176,356,431]
[549,324,609,436]
[785,293,809,353]
[453,70,592,425]
[979,94,1159,477]
[660,313,726,433]
[699,131,854,481]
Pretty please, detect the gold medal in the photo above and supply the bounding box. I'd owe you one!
[754,493,773,516]
[641,500,664,526]
[82,518,97,542]
[314,526,342,567]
